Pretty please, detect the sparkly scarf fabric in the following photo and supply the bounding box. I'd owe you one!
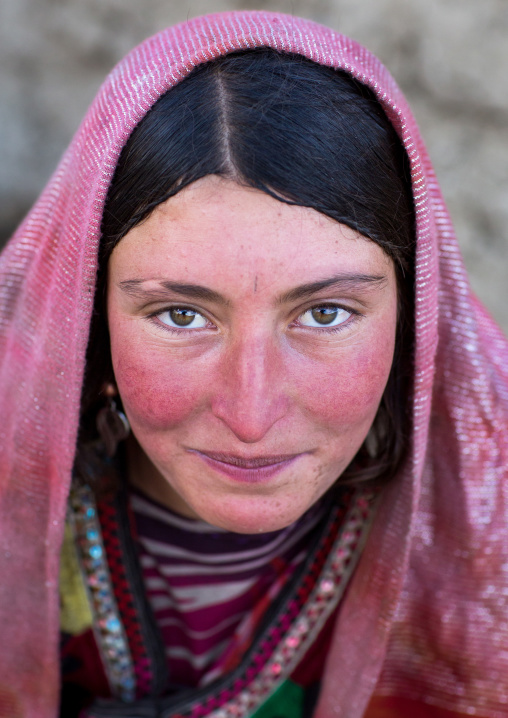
[0,11,507,718]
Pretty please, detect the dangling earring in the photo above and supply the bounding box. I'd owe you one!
[96,384,130,457]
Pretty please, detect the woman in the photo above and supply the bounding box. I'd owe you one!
[0,11,506,718]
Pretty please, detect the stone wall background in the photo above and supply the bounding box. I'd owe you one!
[1,0,507,330]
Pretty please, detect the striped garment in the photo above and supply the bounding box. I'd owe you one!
[130,489,327,688]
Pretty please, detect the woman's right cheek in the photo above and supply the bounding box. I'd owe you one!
[111,349,209,432]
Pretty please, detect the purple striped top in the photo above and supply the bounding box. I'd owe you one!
[130,489,326,687]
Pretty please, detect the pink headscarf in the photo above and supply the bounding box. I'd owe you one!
[0,11,507,718]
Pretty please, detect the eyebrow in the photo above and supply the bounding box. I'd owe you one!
[119,273,387,306]
[277,273,388,304]
[119,280,230,305]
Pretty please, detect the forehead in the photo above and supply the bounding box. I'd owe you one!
[108,175,395,292]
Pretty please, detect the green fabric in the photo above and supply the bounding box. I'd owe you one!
[250,679,304,718]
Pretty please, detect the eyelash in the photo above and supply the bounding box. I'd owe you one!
[295,304,361,333]
[147,307,215,335]
[147,303,361,335]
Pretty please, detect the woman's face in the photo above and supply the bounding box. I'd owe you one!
[107,176,398,533]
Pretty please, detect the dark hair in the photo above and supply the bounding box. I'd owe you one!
[80,48,414,486]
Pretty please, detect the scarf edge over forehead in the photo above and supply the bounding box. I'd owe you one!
[0,11,507,718]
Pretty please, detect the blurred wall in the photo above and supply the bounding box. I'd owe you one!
[1,0,507,330]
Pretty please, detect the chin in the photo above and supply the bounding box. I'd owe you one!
[190,494,312,535]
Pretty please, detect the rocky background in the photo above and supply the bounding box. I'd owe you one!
[1,0,507,330]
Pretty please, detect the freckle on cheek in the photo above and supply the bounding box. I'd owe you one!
[297,351,391,427]
[114,360,198,430]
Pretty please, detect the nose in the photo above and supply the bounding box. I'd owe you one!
[211,333,290,443]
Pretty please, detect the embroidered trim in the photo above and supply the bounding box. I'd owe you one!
[203,489,374,718]
[98,497,157,697]
[69,485,136,701]
[79,486,376,718]
[168,488,376,718]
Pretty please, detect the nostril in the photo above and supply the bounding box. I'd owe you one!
[211,393,290,444]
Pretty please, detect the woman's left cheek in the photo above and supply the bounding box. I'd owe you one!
[294,343,393,428]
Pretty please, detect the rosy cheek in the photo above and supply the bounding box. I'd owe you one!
[292,339,394,429]
[112,351,203,431]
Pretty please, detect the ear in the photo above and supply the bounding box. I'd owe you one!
[101,381,118,398]
[96,394,130,457]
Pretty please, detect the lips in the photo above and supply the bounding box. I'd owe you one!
[188,449,305,483]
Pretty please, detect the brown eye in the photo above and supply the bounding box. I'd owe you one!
[299,305,351,328]
[157,307,208,329]
[311,307,339,325]
[170,308,196,326]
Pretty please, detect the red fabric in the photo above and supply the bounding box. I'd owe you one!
[364,696,487,718]
[0,11,507,718]
[61,630,110,699]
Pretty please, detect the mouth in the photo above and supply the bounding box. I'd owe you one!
[187,449,307,483]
